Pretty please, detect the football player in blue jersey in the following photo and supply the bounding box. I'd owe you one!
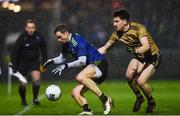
[43,24,112,115]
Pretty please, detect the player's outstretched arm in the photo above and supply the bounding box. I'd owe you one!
[53,53,66,64]
[98,41,113,54]
[43,53,66,68]
[132,36,150,59]
[52,56,87,76]
[67,56,86,68]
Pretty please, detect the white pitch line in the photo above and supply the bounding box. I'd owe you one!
[16,104,33,115]
[16,95,45,115]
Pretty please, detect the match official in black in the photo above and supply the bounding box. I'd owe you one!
[11,19,47,106]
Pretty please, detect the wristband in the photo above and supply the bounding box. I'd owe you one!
[64,63,68,69]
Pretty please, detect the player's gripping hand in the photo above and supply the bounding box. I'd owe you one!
[52,64,68,76]
[127,47,145,59]
[43,59,54,68]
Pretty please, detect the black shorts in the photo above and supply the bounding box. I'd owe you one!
[18,60,40,76]
[136,53,161,70]
[92,59,108,84]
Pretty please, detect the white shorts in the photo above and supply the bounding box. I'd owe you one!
[90,64,102,78]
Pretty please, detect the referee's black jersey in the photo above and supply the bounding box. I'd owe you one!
[11,31,47,70]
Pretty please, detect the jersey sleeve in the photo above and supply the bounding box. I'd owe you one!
[138,25,148,38]
[108,32,118,44]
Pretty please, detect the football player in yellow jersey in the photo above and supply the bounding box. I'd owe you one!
[98,10,161,113]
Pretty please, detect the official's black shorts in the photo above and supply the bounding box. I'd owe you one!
[92,59,108,84]
[18,60,40,76]
[136,52,161,70]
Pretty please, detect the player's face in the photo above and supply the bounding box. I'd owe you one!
[55,31,69,43]
[25,23,36,35]
[113,17,127,31]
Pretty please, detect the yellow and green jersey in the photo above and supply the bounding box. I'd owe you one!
[108,22,159,57]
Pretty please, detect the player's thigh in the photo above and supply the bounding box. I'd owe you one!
[126,59,140,78]
[127,58,146,72]
[76,65,97,80]
[126,59,138,74]
[137,63,155,85]
[137,61,146,74]
[72,84,88,96]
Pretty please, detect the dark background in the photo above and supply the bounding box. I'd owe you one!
[0,0,180,81]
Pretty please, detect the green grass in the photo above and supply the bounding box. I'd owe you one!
[0,80,180,115]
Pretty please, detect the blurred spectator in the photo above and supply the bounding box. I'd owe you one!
[112,0,124,10]
[91,24,107,46]
[60,0,179,48]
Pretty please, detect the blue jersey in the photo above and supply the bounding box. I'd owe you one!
[62,33,105,65]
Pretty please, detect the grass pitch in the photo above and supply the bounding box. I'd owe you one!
[0,80,180,115]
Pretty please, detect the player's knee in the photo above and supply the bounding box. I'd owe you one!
[75,75,83,83]
[71,88,80,98]
[136,79,145,87]
[126,69,136,80]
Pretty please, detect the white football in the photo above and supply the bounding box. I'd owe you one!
[45,84,61,101]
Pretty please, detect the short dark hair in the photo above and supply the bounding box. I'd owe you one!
[113,10,130,22]
[25,19,35,26]
[54,24,70,34]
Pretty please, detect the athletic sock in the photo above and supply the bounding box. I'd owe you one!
[83,104,91,111]
[99,93,108,104]
[32,82,40,100]
[19,85,26,102]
